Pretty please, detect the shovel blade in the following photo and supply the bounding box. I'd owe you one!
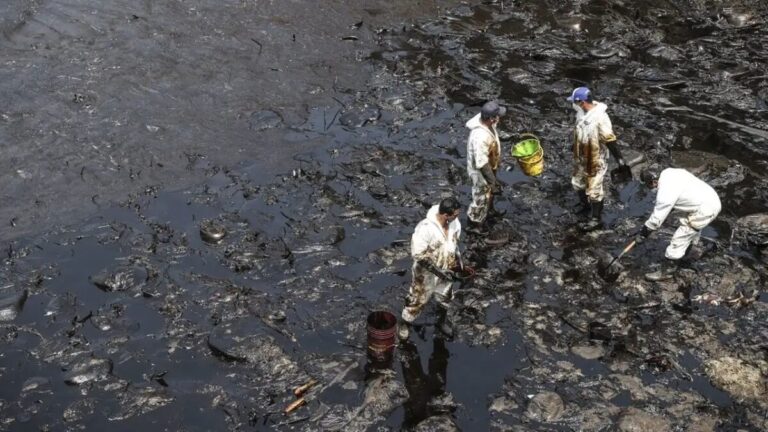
[597,252,623,281]
[610,165,633,183]
[598,240,636,281]
[598,260,623,281]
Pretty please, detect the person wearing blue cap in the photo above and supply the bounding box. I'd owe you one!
[567,87,628,230]
[465,100,507,234]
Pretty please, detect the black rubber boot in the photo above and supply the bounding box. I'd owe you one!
[683,241,715,261]
[576,190,589,214]
[487,194,506,219]
[436,307,454,339]
[580,200,603,231]
[645,259,678,281]
[591,200,604,219]
[466,219,488,236]
[487,206,507,219]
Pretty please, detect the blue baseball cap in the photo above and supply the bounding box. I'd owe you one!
[566,87,591,102]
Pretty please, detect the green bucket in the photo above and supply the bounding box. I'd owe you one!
[511,133,544,177]
[511,138,540,158]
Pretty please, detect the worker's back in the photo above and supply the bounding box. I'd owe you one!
[657,168,720,213]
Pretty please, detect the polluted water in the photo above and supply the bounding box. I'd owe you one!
[1,0,768,431]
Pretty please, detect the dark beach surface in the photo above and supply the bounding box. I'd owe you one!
[1,1,767,430]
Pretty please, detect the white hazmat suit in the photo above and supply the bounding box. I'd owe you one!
[645,168,721,259]
[466,113,501,223]
[401,205,461,323]
[571,101,616,202]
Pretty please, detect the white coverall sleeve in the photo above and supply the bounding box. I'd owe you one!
[471,133,490,169]
[410,223,432,261]
[645,185,679,231]
[597,114,617,143]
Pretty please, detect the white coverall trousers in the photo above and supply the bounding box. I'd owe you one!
[401,265,454,323]
[468,173,492,223]
[571,157,608,202]
[666,202,721,260]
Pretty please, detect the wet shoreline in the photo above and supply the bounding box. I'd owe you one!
[2,1,768,431]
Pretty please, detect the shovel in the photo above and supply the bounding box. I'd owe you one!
[599,239,637,280]
[610,164,633,183]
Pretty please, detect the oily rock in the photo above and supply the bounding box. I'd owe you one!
[617,407,670,432]
[704,357,767,401]
[526,391,565,422]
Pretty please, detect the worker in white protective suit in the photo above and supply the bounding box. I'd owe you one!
[399,197,463,341]
[567,87,629,230]
[635,166,721,281]
[466,101,506,235]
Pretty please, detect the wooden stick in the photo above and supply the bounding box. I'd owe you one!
[284,397,306,415]
[293,379,318,398]
[284,363,356,415]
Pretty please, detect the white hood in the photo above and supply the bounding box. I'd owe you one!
[465,113,483,130]
[577,101,608,123]
[574,101,611,149]
[465,113,500,174]
[425,205,461,237]
[426,204,440,226]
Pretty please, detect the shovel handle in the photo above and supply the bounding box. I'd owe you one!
[606,239,638,271]
[620,240,637,257]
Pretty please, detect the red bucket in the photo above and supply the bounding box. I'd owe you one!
[367,311,397,362]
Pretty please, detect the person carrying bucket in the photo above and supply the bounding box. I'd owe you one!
[465,100,507,235]
[634,165,721,281]
[567,87,628,230]
[399,197,463,341]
